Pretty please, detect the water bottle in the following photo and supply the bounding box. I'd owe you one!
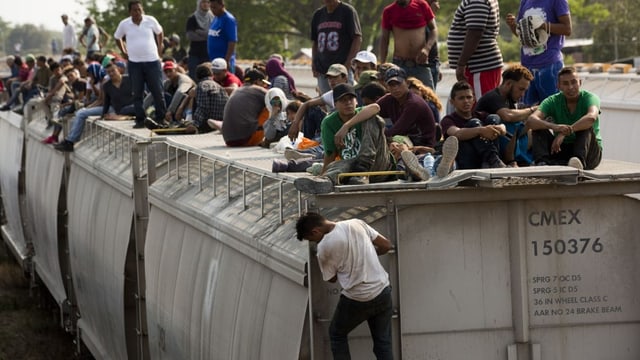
[423,152,435,177]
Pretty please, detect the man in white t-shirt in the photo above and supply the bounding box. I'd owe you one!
[114,0,167,129]
[296,212,394,359]
[61,14,77,52]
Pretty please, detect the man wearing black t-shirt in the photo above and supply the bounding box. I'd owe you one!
[311,0,362,94]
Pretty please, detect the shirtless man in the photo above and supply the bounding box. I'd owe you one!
[379,0,438,89]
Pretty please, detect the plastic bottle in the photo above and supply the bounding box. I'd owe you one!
[423,152,435,177]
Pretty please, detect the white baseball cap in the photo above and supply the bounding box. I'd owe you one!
[353,50,377,65]
[211,58,227,71]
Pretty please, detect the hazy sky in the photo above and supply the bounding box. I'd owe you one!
[2,0,108,32]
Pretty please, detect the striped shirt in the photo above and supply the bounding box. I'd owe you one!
[447,0,503,73]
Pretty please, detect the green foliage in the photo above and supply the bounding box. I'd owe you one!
[569,0,609,27]
[0,0,634,63]
[0,17,10,54]
[498,37,522,64]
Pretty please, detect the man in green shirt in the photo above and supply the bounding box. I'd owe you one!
[294,83,394,194]
[527,66,602,170]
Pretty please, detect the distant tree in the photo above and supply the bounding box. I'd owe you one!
[82,0,637,64]
[86,0,390,61]
[0,16,10,54]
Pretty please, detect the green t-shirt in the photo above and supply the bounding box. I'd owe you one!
[539,89,601,146]
[321,108,363,160]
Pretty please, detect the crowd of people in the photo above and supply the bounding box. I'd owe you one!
[0,0,606,357]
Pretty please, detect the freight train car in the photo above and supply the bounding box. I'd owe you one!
[1,71,640,360]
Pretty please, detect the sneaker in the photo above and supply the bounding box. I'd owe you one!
[567,157,583,170]
[0,104,10,111]
[306,163,323,176]
[284,148,313,161]
[272,159,288,173]
[401,150,430,181]
[483,156,507,169]
[144,117,167,130]
[54,140,74,152]
[294,176,334,194]
[42,135,59,144]
[346,176,368,185]
[436,136,458,178]
[132,122,146,129]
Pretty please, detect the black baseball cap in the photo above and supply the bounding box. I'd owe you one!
[332,84,357,102]
[384,67,407,84]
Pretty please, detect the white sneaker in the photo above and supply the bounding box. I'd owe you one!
[568,157,583,170]
[436,136,459,178]
[401,150,430,181]
[284,148,313,161]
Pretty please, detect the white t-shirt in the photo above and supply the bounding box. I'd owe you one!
[321,90,335,112]
[317,219,389,302]
[114,15,163,62]
[86,25,100,51]
[63,24,77,49]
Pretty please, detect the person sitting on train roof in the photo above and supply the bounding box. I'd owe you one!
[293,84,396,194]
[214,68,270,147]
[439,80,509,171]
[54,62,135,152]
[376,66,437,148]
[475,64,538,167]
[210,57,242,96]
[526,66,602,170]
[272,81,390,175]
[179,63,228,134]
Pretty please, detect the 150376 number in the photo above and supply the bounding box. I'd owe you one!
[532,238,603,256]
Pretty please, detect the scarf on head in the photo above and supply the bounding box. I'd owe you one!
[265,58,296,94]
[194,0,214,30]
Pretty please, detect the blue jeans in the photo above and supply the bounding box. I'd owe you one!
[524,60,563,106]
[128,60,166,125]
[66,105,133,143]
[329,286,393,360]
[393,58,434,89]
[66,106,102,143]
[21,87,42,107]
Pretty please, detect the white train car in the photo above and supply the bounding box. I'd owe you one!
[0,71,639,360]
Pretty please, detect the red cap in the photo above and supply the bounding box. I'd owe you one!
[163,61,177,71]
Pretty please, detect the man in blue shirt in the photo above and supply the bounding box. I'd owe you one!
[207,0,238,73]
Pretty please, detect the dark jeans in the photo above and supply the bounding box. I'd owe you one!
[330,286,393,360]
[128,60,166,125]
[532,128,602,169]
[188,55,209,81]
[430,63,440,91]
[302,105,326,142]
[21,87,42,107]
[456,117,502,169]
